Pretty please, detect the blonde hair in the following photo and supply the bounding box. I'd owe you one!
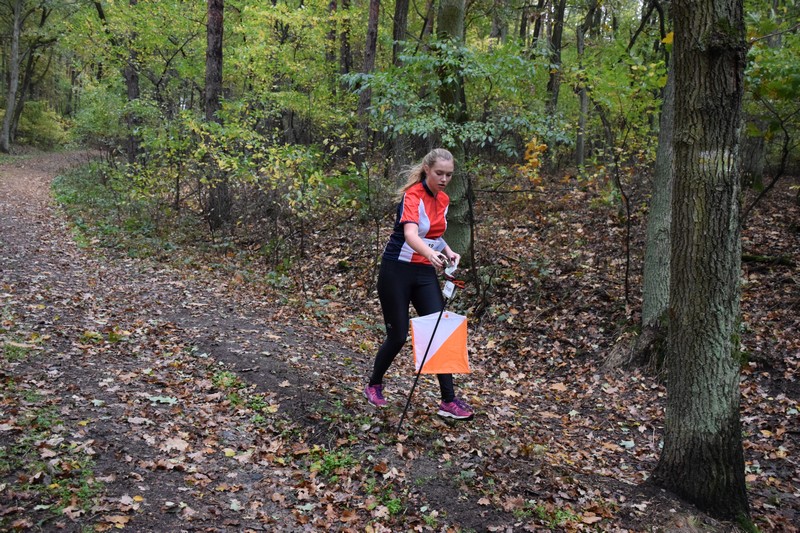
[395,148,455,201]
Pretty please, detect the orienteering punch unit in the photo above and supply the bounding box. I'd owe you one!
[397,256,468,433]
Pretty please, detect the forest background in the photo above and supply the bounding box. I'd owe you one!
[1,0,799,531]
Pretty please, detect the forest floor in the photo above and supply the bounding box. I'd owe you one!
[0,150,797,532]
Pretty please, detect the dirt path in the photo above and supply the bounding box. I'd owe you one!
[0,153,361,531]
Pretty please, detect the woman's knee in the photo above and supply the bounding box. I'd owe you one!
[382,333,407,354]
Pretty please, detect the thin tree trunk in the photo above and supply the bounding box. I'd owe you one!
[11,47,36,137]
[641,65,674,329]
[357,0,380,120]
[531,0,545,49]
[205,0,231,231]
[392,0,409,65]
[339,0,352,75]
[574,1,598,170]
[125,0,141,164]
[10,5,53,137]
[651,0,750,519]
[575,27,587,168]
[355,0,380,162]
[489,0,508,41]
[326,0,337,64]
[418,0,435,47]
[544,0,566,116]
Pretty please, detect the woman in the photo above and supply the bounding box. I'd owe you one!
[364,148,474,420]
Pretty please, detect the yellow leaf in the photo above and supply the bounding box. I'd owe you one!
[224,448,236,457]
[662,32,674,44]
[133,495,144,502]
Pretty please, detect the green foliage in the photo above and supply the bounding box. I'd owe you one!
[0,400,102,526]
[212,370,244,390]
[71,84,129,150]
[349,38,553,157]
[2,340,31,362]
[13,101,71,148]
[744,18,800,166]
[52,161,180,260]
[309,448,357,480]
[565,37,664,170]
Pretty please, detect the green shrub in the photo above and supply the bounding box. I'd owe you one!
[14,101,70,148]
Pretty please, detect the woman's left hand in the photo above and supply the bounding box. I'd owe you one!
[447,252,461,269]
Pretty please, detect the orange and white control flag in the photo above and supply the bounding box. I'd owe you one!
[410,311,470,374]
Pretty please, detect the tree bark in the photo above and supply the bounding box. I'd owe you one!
[489,0,508,42]
[357,0,380,120]
[641,65,674,329]
[392,0,409,65]
[651,0,750,520]
[1,0,24,153]
[575,26,587,168]
[418,0,435,48]
[339,0,353,75]
[574,1,598,169]
[436,0,471,261]
[530,0,545,49]
[205,0,231,230]
[124,0,140,164]
[544,0,566,116]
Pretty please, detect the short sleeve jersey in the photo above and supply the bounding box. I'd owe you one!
[382,180,449,265]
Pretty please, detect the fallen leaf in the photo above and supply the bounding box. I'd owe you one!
[103,514,131,528]
[162,437,189,453]
[582,513,603,524]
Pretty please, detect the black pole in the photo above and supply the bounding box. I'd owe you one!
[396,297,449,435]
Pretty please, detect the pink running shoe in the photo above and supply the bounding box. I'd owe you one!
[437,397,474,420]
[364,384,387,407]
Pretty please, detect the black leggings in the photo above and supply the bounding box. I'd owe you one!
[369,259,455,402]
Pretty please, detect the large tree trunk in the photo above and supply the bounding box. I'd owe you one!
[205,0,231,231]
[651,0,750,520]
[436,0,471,261]
[1,0,23,153]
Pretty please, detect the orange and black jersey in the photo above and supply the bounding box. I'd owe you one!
[382,180,449,265]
